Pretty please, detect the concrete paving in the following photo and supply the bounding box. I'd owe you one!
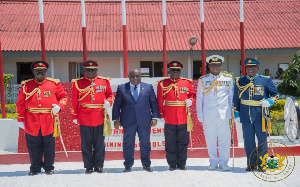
[0,157,299,187]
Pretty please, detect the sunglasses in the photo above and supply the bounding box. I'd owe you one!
[209,63,221,67]
[169,69,181,72]
[130,75,141,78]
[246,65,258,69]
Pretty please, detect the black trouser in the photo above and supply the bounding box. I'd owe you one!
[80,125,105,169]
[164,124,189,167]
[25,130,55,172]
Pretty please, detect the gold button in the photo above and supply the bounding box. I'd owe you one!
[39,104,41,107]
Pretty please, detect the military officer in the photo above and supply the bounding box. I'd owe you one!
[196,55,233,171]
[72,60,114,174]
[157,61,196,171]
[233,58,279,171]
[16,61,68,176]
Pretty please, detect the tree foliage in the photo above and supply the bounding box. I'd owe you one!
[277,51,300,97]
[4,73,14,90]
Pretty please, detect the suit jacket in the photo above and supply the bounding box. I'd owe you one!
[233,74,279,124]
[112,82,160,127]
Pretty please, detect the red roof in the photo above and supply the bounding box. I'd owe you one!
[0,1,300,52]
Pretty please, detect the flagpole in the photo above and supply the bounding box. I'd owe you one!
[162,0,167,77]
[0,35,6,118]
[200,0,205,76]
[38,0,46,61]
[240,0,245,76]
[122,0,128,78]
[81,0,87,62]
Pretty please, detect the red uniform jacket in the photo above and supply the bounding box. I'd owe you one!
[157,77,196,125]
[16,78,68,136]
[72,76,114,127]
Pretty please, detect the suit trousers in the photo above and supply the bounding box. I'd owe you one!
[164,124,189,167]
[25,130,55,172]
[123,122,151,167]
[242,122,268,167]
[203,118,231,165]
[80,125,105,169]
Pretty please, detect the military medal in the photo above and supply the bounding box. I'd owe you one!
[91,82,95,86]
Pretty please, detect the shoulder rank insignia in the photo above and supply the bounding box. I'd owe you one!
[21,79,33,85]
[98,76,111,81]
[157,78,169,83]
[47,77,60,84]
[181,77,193,82]
[260,75,270,78]
[199,74,209,79]
[222,73,233,78]
[71,78,82,82]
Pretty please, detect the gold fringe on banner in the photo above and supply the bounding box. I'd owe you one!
[53,115,60,137]
[262,117,266,132]
[267,118,272,133]
[186,106,193,132]
[103,107,112,136]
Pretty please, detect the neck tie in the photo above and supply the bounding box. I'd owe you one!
[133,85,138,102]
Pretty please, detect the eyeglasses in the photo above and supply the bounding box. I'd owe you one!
[209,63,221,67]
[169,69,181,72]
[130,75,141,78]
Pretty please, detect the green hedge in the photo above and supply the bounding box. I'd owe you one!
[0,104,16,113]
[0,113,17,118]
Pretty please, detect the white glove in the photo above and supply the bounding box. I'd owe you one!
[159,118,165,124]
[18,122,25,129]
[73,119,78,125]
[185,99,192,107]
[234,117,240,124]
[52,104,61,114]
[261,100,270,107]
[103,100,111,108]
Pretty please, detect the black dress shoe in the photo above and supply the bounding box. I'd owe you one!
[45,170,54,175]
[143,165,153,172]
[245,165,257,172]
[177,165,187,170]
[28,171,38,176]
[168,166,176,171]
[94,167,105,173]
[85,168,93,174]
[123,166,132,172]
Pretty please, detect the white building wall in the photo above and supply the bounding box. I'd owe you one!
[2,53,295,84]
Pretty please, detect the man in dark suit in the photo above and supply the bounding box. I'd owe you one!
[112,69,160,172]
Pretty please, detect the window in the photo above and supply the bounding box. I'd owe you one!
[16,62,34,84]
[69,62,84,81]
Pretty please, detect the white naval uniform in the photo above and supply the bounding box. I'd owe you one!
[196,73,234,165]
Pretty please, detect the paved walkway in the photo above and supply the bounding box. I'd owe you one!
[0,157,299,187]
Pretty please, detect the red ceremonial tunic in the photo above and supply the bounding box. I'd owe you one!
[157,77,196,125]
[16,78,68,136]
[72,76,114,127]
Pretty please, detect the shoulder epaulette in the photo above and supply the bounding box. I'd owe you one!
[97,76,111,81]
[181,77,193,82]
[260,75,270,78]
[222,73,233,78]
[71,78,81,83]
[157,78,169,83]
[47,77,60,84]
[21,79,33,85]
[199,74,209,79]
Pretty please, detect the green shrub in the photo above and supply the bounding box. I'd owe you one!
[271,99,285,112]
[4,73,14,89]
[0,104,16,113]
[277,50,300,97]
[0,113,17,118]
